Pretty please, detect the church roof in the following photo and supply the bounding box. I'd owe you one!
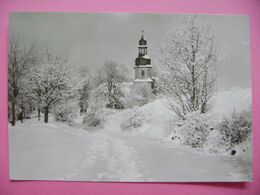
[139,35,147,45]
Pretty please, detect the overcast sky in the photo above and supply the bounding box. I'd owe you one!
[10,13,250,90]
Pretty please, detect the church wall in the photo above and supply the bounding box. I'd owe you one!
[147,68,152,78]
[134,67,152,80]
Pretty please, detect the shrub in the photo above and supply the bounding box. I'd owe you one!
[83,112,103,127]
[106,85,125,109]
[106,100,124,109]
[219,111,252,149]
[180,112,212,148]
[120,108,145,131]
[53,103,76,122]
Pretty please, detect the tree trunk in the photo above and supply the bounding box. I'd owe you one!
[11,102,16,126]
[20,109,23,123]
[80,104,86,115]
[8,105,10,123]
[38,108,41,121]
[201,102,206,114]
[107,81,113,107]
[44,106,49,123]
[191,68,196,110]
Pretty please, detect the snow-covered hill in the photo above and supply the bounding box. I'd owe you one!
[119,87,251,139]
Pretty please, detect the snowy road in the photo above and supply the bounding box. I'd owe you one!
[9,103,251,182]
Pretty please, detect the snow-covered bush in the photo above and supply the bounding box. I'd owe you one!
[233,135,251,158]
[203,128,226,154]
[83,112,103,127]
[105,85,125,109]
[219,110,252,149]
[120,108,145,131]
[53,102,77,123]
[180,112,212,148]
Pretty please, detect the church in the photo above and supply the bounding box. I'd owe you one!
[134,32,154,88]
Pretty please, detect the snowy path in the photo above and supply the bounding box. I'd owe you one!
[9,110,251,181]
[60,111,147,181]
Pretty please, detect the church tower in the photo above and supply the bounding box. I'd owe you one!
[134,31,153,87]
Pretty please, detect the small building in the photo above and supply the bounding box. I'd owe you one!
[134,31,153,88]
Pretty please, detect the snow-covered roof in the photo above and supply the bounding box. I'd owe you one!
[143,55,150,59]
[134,65,152,68]
[134,78,153,83]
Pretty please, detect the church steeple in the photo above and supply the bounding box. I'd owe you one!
[134,30,153,85]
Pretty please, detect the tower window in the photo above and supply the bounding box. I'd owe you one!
[141,70,145,78]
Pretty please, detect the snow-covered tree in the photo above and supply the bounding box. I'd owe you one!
[97,61,124,109]
[158,16,221,119]
[120,108,145,131]
[8,36,37,125]
[79,80,91,114]
[29,50,73,123]
[76,67,92,115]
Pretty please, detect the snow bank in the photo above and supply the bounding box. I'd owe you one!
[132,98,176,138]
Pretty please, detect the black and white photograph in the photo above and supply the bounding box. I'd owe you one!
[8,13,252,182]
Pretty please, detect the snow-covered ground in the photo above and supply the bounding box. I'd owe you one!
[9,88,252,182]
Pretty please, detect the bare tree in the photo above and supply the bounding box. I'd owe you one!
[158,16,221,119]
[8,36,35,125]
